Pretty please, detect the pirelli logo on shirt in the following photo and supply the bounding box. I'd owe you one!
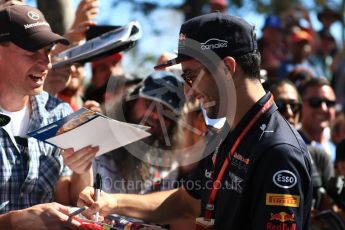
[266,193,300,207]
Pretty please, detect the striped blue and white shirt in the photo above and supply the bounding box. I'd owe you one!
[0,92,72,213]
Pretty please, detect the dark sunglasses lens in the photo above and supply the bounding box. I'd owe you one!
[276,101,286,113]
[326,100,336,107]
[308,97,322,108]
[276,100,301,114]
[308,97,336,108]
[290,103,302,113]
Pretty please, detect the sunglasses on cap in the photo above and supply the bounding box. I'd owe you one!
[305,97,336,109]
[275,99,302,114]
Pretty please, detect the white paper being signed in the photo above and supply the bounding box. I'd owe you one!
[28,108,151,156]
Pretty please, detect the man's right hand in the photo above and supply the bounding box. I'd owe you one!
[9,202,80,230]
[77,186,117,220]
[77,186,200,224]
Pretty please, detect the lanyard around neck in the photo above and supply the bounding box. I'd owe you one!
[205,95,274,220]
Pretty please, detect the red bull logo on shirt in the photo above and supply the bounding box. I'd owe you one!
[270,212,295,222]
[267,212,296,230]
[267,222,296,230]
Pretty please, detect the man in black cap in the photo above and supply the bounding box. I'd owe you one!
[78,12,312,230]
[0,4,98,229]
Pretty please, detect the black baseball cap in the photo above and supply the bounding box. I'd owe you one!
[154,12,257,70]
[139,71,186,115]
[0,5,69,52]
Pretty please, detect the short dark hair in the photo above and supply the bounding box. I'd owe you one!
[270,79,302,104]
[235,50,261,80]
[298,77,331,98]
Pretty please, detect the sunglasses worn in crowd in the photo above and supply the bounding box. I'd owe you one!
[275,99,302,114]
[306,97,336,109]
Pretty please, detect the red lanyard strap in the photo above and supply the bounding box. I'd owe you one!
[205,95,274,220]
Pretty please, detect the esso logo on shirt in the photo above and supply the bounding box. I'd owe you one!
[273,170,297,189]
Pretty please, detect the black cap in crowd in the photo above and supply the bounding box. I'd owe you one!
[154,12,257,70]
[139,71,186,115]
[0,4,69,52]
[317,8,341,22]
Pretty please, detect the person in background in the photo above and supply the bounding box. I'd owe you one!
[258,15,287,81]
[84,52,124,104]
[57,64,86,111]
[299,77,337,161]
[269,80,302,127]
[95,72,187,229]
[280,5,313,33]
[331,139,345,215]
[0,3,98,229]
[209,0,228,13]
[310,30,338,82]
[270,79,334,211]
[45,0,101,112]
[93,71,185,194]
[278,28,323,79]
[67,0,99,43]
[45,62,101,112]
[317,7,340,43]
[44,64,72,96]
[331,42,345,108]
[286,66,314,90]
[156,52,176,67]
[335,139,345,177]
[331,113,345,146]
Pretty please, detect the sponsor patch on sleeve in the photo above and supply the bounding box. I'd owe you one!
[266,193,300,207]
[273,170,297,189]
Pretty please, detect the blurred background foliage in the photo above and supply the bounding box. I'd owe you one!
[37,0,345,41]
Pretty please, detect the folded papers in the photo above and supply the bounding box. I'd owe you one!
[27,108,151,157]
[52,21,142,68]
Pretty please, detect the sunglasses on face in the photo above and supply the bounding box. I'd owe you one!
[305,97,336,109]
[181,67,206,87]
[275,99,302,114]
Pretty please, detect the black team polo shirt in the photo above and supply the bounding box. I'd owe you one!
[183,92,313,230]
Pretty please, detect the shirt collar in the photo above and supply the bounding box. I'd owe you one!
[28,92,51,132]
[224,92,276,144]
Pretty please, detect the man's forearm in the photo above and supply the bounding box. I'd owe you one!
[70,168,93,205]
[0,212,13,229]
[113,187,200,224]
